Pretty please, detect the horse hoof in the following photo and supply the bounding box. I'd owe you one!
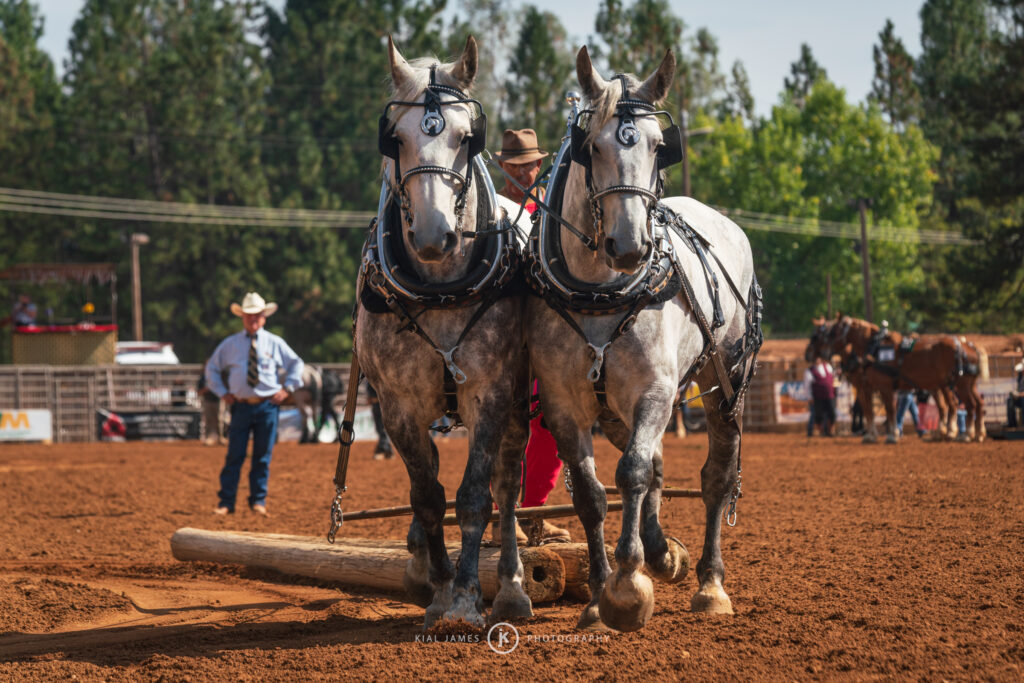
[861,435,878,444]
[690,579,734,615]
[955,433,970,443]
[442,604,486,630]
[422,583,454,629]
[885,434,898,444]
[489,586,533,624]
[598,570,654,632]
[577,602,617,633]
[403,566,434,608]
[645,536,689,584]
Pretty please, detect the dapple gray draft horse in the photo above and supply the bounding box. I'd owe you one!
[354,37,532,629]
[525,47,762,631]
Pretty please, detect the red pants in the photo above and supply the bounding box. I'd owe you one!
[522,383,562,507]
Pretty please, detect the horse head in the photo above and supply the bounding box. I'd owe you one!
[574,46,677,273]
[382,36,482,265]
[806,316,832,362]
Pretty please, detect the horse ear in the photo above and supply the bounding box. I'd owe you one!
[576,45,607,101]
[636,49,676,104]
[388,35,415,90]
[449,35,478,90]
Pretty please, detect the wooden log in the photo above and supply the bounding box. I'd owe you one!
[170,528,564,604]
[341,488,702,524]
[542,543,616,602]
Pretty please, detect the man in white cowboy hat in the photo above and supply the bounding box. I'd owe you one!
[205,292,304,516]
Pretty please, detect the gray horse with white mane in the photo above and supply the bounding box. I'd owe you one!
[354,37,532,630]
[525,47,762,632]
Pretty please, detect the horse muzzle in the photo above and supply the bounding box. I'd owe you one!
[408,226,458,262]
[603,235,652,273]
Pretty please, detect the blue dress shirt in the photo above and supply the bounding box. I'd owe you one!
[206,328,304,399]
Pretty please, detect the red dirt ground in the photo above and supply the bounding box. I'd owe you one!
[1,434,1022,680]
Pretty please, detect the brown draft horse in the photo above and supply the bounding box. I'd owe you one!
[806,314,988,443]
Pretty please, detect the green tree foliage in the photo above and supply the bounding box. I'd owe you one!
[869,19,921,132]
[58,0,274,359]
[692,80,937,334]
[503,5,574,151]
[914,0,1024,330]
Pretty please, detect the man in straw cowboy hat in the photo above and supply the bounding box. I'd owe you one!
[206,292,304,516]
[494,128,548,212]
[492,128,571,545]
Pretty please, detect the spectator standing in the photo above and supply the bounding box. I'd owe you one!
[895,389,925,438]
[206,292,304,516]
[1008,359,1024,428]
[803,363,817,437]
[809,355,836,436]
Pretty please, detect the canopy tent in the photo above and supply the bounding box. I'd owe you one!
[1,262,117,327]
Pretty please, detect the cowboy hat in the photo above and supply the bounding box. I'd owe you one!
[230,292,278,317]
[493,129,548,163]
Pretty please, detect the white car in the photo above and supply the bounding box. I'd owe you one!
[115,341,181,365]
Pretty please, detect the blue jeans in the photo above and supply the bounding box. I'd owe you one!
[218,400,279,510]
[957,408,967,436]
[895,392,921,436]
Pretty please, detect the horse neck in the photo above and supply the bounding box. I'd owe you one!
[558,163,620,284]
[848,321,878,354]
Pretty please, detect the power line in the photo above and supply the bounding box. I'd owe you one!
[716,207,980,246]
[0,187,373,228]
[0,186,981,244]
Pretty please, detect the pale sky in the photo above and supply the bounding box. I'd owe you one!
[31,0,922,117]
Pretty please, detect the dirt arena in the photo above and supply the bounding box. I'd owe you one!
[1,432,1022,680]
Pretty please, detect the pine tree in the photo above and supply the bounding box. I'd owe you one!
[503,5,574,153]
[869,19,921,132]
[784,43,827,102]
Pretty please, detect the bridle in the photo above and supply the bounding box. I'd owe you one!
[569,75,684,250]
[378,65,487,235]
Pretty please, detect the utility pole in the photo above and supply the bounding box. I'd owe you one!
[856,198,874,323]
[826,273,833,319]
[130,233,150,341]
[679,108,713,197]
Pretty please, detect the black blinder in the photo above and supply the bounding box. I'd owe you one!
[378,113,399,159]
[570,120,591,168]
[468,112,487,159]
[656,123,684,170]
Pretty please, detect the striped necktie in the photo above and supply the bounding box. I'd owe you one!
[246,333,259,387]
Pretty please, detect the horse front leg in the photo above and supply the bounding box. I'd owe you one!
[882,388,898,444]
[488,394,532,624]
[691,390,741,616]
[860,382,880,443]
[599,393,673,632]
[546,408,612,631]
[639,442,689,585]
[442,391,510,628]
[383,407,454,628]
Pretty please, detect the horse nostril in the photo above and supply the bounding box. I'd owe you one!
[443,232,457,253]
[604,238,617,258]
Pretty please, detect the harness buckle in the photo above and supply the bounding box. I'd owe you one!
[438,346,468,384]
[587,341,612,384]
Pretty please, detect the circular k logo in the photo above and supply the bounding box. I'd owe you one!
[486,621,519,654]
